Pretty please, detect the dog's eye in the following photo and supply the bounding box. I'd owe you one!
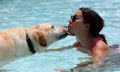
[51,26,54,28]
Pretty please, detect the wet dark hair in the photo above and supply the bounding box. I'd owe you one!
[79,7,107,44]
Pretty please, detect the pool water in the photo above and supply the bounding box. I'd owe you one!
[0,0,120,72]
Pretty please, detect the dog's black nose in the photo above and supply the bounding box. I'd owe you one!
[64,26,67,28]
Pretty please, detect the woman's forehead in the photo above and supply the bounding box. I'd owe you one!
[74,10,82,16]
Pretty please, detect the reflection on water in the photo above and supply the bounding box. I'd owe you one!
[70,45,120,72]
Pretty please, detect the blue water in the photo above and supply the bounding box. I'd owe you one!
[0,0,120,72]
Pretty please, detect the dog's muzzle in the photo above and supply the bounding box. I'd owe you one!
[58,32,68,39]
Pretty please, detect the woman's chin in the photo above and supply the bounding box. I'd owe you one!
[67,31,75,36]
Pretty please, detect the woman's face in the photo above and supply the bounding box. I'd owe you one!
[68,10,87,36]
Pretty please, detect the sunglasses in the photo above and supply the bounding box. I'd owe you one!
[71,15,77,22]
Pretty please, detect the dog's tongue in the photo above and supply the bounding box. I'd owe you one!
[67,31,75,36]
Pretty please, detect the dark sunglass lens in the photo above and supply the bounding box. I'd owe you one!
[70,15,76,22]
[72,15,76,22]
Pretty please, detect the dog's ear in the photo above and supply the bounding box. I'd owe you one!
[33,32,47,47]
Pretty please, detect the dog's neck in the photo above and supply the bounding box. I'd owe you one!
[26,33,36,54]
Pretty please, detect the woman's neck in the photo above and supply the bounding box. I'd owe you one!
[76,34,90,49]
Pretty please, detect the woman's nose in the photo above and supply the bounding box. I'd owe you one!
[68,19,72,24]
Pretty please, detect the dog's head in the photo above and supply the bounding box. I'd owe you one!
[32,23,68,48]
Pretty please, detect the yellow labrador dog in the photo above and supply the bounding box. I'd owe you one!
[0,23,68,67]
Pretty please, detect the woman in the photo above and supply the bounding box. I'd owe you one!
[46,7,110,71]
[66,7,110,71]
[68,7,109,58]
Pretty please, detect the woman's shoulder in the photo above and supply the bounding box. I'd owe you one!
[91,40,110,57]
[93,40,109,51]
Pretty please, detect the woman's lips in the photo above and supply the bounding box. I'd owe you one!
[67,24,75,36]
[67,31,75,36]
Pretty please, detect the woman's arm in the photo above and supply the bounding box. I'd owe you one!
[54,58,93,71]
[91,41,110,66]
[45,45,74,52]
[45,40,79,52]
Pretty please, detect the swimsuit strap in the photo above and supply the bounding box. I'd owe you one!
[87,36,104,56]
[98,36,104,41]
[88,36,103,51]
